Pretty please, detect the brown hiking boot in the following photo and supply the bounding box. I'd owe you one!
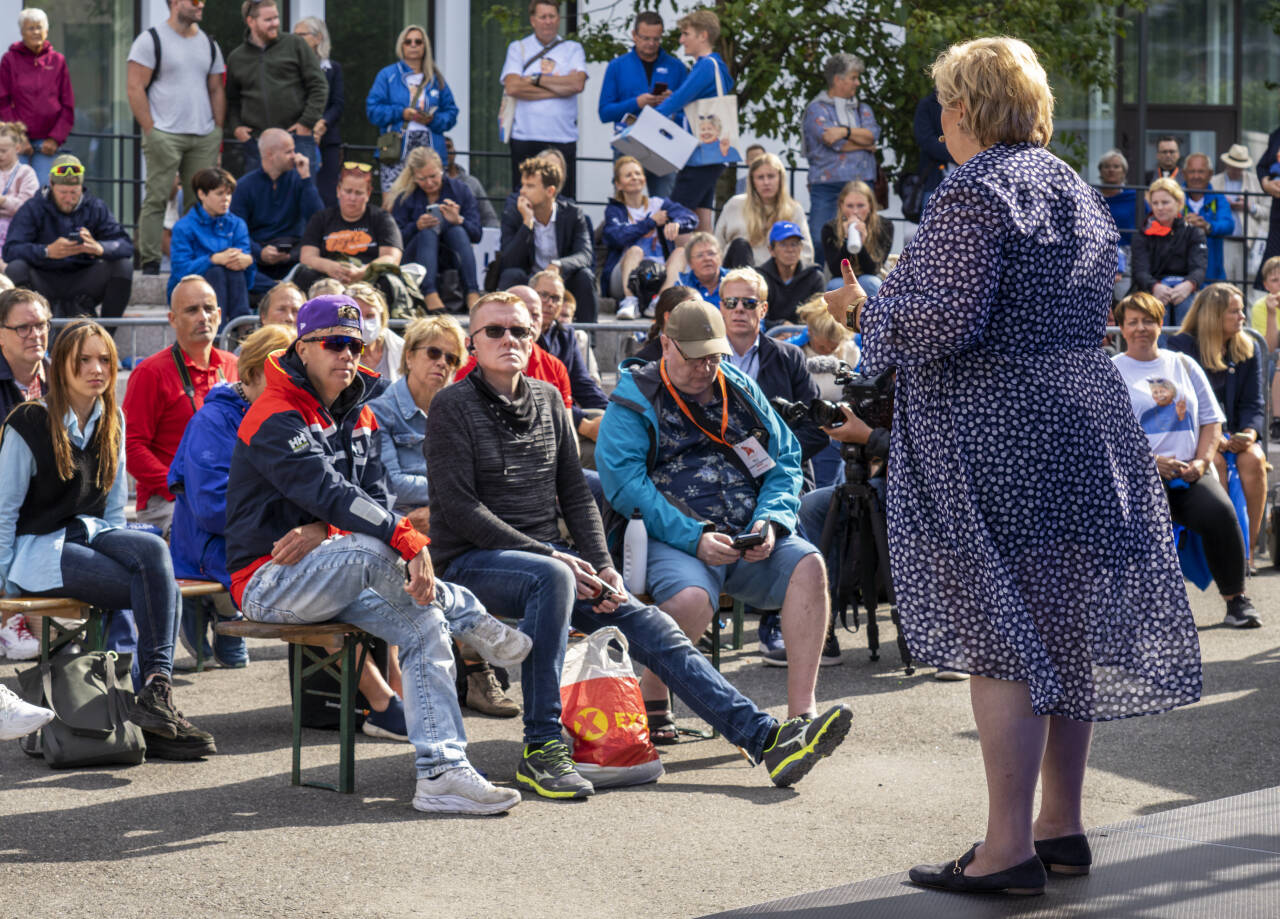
[464,668,520,718]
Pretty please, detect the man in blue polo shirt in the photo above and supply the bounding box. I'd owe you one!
[229,128,323,295]
[598,11,687,198]
[663,232,727,307]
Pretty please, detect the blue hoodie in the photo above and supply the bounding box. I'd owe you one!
[167,203,257,298]
[366,62,458,163]
[168,382,248,589]
[596,359,801,555]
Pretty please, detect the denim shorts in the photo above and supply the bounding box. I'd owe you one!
[645,534,819,609]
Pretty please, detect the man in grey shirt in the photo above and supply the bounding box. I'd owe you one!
[126,0,226,275]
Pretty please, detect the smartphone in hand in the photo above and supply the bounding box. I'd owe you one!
[653,81,668,94]
[731,531,766,551]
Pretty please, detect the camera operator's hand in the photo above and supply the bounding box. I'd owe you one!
[824,258,869,331]
[822,405,872,444]
[697,532,742,567]
[742,520,775,563]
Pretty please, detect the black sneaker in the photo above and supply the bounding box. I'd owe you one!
[1224,595,1261,629]
[821,630,843,666]
[140,261,160,275]
[762,704,853,787]
[144,716,217,760]
[515,739,594,799]
[127,676,181,738]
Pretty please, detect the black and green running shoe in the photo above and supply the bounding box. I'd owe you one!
[516,739,595,799]
[762,704,853,787]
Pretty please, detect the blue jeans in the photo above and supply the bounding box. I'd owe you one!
[240,533,489,778]
[239,134,319,181]
[21,143,57,189]
[203,264,251,324]
[808,181,845,245]
[47,525,179,679]
[405,223,479,294]
[442,546,776,759]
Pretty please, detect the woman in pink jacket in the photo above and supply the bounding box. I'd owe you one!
[0,9,74,188]
[0,122,40,268]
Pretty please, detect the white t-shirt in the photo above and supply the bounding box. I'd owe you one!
[627,196,670,260]
[1113,350,1223,462]
[500,34,586,143]
[127,24,225,136]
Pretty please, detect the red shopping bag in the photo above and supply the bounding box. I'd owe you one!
[559,627,663,788]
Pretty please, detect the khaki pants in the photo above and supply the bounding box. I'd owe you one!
[135,494,175,541]
[137,127,223,266]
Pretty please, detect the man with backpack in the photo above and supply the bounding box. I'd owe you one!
[126,0,226,275]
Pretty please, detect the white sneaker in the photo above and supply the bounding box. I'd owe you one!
[0,614,39,660]
[615,296,639,320]
[0,684,54,741]
[413,764,521,815]
[463,616,532,670]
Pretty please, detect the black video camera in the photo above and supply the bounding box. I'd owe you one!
[770,364,894,432]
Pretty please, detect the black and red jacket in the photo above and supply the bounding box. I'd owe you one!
[225,347,427,606]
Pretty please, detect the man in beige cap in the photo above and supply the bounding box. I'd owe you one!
[1,153,135,320]
[597,299,836,736]
[1212,142,1269,284]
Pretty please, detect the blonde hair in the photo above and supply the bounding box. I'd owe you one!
[1261,255,1280,280]
[0,121,27,148]
[612,155,647,206]
[396,24,443,84]
[677,9,720,44]
[1178,282,1254,371]
[529,267,564,291]
[1146,176,1185,210]
[237,325,295,386]
[745,154,798,249]
[46,321,120,490]
[721,267,767,300]
[833,180,886,266]
[930,37,1053,148]
[798,296,850,343]
[1114,290,1165,326]
[344,282,388,331]
[401,315,466,375]
[307,277,344,298]
[470,290,528,322]
[389,146,444,208]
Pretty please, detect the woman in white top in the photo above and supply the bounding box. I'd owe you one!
[1112,291,1257,626]
[714,153,812,268]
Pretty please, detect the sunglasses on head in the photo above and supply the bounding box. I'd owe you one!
[303,334,365,357]
[721,296,760,311]
[415,344,461,367]
[477,324,535,341]
[50,162,84,178]
[341,161,373,173]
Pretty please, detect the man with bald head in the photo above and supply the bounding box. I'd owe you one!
[122,275,240,536]
[230,127,323,295]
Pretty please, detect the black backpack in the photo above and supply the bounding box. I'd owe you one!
[145,27,218,93]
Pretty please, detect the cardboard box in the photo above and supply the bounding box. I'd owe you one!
[611,107,695,176]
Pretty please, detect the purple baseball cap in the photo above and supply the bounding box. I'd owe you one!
[768,220,804,244]
[296,295,363,340]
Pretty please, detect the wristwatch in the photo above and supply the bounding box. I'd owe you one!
[845,296,867,329]
[532,73,542,87]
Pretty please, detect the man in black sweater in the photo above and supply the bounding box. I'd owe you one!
[426,291,853,800]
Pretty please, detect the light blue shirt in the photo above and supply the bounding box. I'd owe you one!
[0,400,127,595]
[367,376,429,512]
[726,334,762,380]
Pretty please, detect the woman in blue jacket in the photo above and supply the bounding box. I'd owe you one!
[366,25,458,209]
[168,168,256,323]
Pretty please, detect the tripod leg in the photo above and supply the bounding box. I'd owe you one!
[867,483,914,674]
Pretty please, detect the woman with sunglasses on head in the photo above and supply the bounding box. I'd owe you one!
[0,319,216,758]
[366,24,457,210]
[295,162,403,294]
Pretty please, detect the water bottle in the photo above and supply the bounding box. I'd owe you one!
[622,512,647,595]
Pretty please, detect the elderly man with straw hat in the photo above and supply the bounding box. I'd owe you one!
[1212,142,1269,284]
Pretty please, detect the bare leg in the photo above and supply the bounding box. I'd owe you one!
[324,643,395,711]
[778,553,827,717]
[641,586,716,705]
[1237,444,1268,553]
[660,248,687,292]
[617,246,645,297]
[1033,715,1093,840]
[695,207,713,232]
[964,675,1047,876]
[386,645,403,698]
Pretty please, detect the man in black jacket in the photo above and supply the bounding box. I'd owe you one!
[913,90,954,215]
[756,221,826,326]
[495,156,598,322]
[0,288,50,421]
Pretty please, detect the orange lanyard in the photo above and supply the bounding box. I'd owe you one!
[659,358,731,446]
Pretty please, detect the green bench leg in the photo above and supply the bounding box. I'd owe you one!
[192,600,208,673]
[291,635,369,794]
[40,607,107,664]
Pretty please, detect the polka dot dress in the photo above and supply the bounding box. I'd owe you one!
[861,143,1202,721]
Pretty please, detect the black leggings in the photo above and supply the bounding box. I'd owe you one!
[1166,476,1246,596]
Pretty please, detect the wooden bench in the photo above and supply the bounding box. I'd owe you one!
[0,579,228,664]
[214,618,371,794]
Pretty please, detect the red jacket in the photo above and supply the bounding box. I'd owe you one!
[455,345,573,410]
[122,344,239,509]
[0,41,74,144]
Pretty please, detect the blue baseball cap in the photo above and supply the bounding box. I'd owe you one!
[769,221,804,244]
[296,295,363,340]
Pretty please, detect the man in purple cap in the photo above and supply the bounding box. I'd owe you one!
[224,294,532,815]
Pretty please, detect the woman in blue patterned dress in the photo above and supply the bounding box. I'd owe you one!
[827,37,1201,896]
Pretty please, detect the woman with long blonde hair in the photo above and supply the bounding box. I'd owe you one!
[821,180,893,294]
[714,152,812,267]
[0,319,216,758]
[1168,282,1269,560]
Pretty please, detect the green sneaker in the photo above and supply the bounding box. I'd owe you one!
[515,739,594,799]
[762,704,853,787]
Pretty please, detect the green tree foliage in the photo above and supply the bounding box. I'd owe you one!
[572,0,1140,173]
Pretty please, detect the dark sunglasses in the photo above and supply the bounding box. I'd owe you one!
[477,324,535,341]
[415,344,461,367]
[303,335,365,357]
[403,37,424,46]
[721,296,760,311]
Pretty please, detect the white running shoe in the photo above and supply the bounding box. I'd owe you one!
[0,614,39,660]
[413,764,522,815]
[463,616,532,670]
[615,296,639,320]
[0,684,54,741]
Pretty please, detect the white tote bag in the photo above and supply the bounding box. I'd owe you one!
[683,60,742,167]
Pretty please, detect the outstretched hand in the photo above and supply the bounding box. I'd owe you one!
[824,259,869,330]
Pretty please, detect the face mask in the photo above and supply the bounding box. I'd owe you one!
[361,318,380,344]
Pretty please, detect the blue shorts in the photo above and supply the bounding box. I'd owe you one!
[646,534,820,609]
[671,164,725,211]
